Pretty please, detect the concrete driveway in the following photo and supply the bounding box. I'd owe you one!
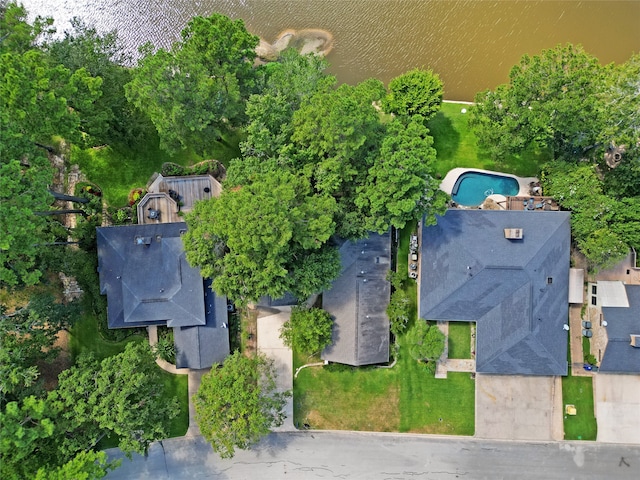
[257,306,294,431]
[475,374,563,441]
[595,374,640,444]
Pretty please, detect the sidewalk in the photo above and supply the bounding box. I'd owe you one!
[256,306,295,431]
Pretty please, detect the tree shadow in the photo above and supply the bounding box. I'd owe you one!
[427,111,461,165]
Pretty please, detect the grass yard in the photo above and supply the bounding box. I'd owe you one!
[448,322,472,359]
[160,370,190,438]
[397,347,475,434]
[294,365,400,431]
[71,129,243,207]
[562,370,597,440]
[428,102,549,178]
[70,313,146,361]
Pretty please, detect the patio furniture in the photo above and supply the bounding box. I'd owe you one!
[147,208,160,220]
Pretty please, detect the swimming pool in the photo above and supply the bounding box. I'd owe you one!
[451,171,520,206]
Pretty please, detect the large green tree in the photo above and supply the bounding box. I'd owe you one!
[125,14,259,155]
[469,44,605,161]
[406,321,445,372]
[194,352,289,458]
[356,116,447,233]
[382,68,444,120]
[0,396,115,480]
[0,301,70,404]
[540,162,630,269]
[48,342,179,456]
[44,18,150,148]
[240,49,335,160]
[290,79,386,238]
[280,306,334,355]
[183,170,340,305]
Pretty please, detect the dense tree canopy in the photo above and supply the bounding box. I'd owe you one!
[194,352,289,458]
[48,342,178,456]
[184,170,340,305]
[540,162,636,269]
[44,18,150,148]
[469,44,605,161]
[280,306,334,355]
[356,116,446,233]
[125,14,259,155]
[0,3,102,286]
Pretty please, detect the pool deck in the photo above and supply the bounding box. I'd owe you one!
[440,168,538,199]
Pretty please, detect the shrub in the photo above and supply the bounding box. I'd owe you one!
[154,332,176,364]
[584,353,598,365]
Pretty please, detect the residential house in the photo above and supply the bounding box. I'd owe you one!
[596,282,640,373]
[419,209,571,375]
[322,232,391,366]
[96,174,229,369]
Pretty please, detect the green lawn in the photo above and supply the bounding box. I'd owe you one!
[293,222,475,434]
[71,129,243,207]
[70,313,146,361]
[160,370,190,438]
[562,370,597,440]
[428,102,549,178]
[448,322,471,359]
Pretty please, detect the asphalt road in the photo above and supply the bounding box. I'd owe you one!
[106,431,640,479]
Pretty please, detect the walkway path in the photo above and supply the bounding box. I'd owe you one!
[435,321,476,378]
[256,306,295,431]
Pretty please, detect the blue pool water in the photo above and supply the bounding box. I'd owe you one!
[451,172,520,206]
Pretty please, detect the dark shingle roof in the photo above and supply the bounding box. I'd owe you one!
[600,285,640,373]
[174,280,230,369]
[97,223,206,329]
[322,232,391,366]
[419,209,571,375]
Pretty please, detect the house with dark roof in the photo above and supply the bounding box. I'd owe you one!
[97,222,229,369]
[419,209,571,376]
[322,232,391,366]
[599,284,640,373]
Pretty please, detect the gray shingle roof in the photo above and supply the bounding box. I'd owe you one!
[97,223,206,328]
[174,279,230,369]
[419,209,571,375]
[600,285,640,373]
[322,232,391,366]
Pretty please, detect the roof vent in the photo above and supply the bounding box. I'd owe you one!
[135,236,152,246]
[504,228,523,240]
[631,335,640,348]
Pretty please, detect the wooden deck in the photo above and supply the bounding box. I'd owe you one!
[147,174,222,212]
[507,196,559,211]
[137,193,180,225]
[138,174,223,225]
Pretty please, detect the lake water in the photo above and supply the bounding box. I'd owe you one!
[21,0,640,100]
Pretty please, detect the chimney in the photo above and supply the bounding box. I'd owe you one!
[504,228,523,240]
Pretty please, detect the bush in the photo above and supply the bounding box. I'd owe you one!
[323,362,354,373]
[161,162,186,177]
[584,353,598,365]
[154,330,176,363]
